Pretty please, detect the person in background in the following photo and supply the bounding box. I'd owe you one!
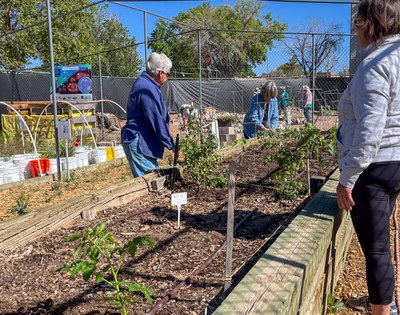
[336,1,400,314]
[278,86,290,125]
[121,52,175,177]
[264,81,279,129]
[278,86,289,112]
[179,100,198,131]
[242,82,270,139]
[303,85,313,123]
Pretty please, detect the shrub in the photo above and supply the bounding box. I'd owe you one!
[261,124,336,200]
[179,120,227,188]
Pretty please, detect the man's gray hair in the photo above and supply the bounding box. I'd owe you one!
[146,52,172,75]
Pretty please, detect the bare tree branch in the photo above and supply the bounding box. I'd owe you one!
[284,20,343,77]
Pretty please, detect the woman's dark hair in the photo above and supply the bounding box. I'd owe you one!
[355,0,400,43]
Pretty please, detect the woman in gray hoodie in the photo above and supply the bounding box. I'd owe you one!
[336,1,400,314]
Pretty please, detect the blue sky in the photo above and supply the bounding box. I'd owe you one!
[106,0,354,74]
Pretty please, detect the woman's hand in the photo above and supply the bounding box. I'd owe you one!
[336,183,355,211]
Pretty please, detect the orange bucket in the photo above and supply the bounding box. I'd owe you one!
[29,159,50,177]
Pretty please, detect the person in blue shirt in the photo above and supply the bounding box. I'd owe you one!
[278,86,289,110]
[278,86,291,125]
[243,81,277,139]
[121,52,175,177]
[264,81,279,129]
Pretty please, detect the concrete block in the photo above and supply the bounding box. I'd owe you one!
[81,207,96,221]
[218,126,235,135]
[151,176,166,191]
[220,134,241,142]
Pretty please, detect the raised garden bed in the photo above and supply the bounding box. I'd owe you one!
[0,134,338,315]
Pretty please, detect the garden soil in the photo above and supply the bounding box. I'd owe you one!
[0,111,375,315]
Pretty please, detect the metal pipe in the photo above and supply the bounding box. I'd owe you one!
[312,34,316,126]
[198,31,203,140]
[98,52,105,141]
[144,12,148,62]
[46,0,61,181]
[109,1,198,30]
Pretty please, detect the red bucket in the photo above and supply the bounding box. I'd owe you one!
[29,159,50,177]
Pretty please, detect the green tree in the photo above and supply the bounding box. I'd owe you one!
[90,9,142,77]
[265,55,303,77]
[0,0,41,69]
[0,1,141,76]
[149,0,287,78]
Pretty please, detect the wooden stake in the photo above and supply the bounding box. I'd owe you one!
[307,158,311,196]
[224,160,236,294]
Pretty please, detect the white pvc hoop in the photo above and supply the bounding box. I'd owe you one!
[0,101,43,177]
[98,99,126,115]
[33,100,98,150]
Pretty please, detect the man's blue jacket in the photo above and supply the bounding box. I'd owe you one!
[121,71,175,159]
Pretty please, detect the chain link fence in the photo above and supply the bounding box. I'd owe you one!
[0,1,359,134]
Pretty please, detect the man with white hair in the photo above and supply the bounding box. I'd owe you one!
[121,52,175,177]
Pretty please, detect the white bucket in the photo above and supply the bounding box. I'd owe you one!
[75,146,90,154]
[75,153,89,168]
[89,149,107,164]
[49,158,58,174]
[61,156,78,171]
[115,145,125,158]
[12,153,35,179]
[0,163,21,184]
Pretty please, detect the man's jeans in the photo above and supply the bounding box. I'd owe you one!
[122,137,158,178]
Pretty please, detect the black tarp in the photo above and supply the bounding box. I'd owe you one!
[0,72,347,118]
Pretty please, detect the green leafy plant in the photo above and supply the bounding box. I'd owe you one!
[51,181,63,195]
[58,223,155,315]
[38,140,76,158]
[217,115,237,123]
[327,293,345,314]
[217,114,238,127]
[232,137,250,152]
[0,137,34,157]
[10,192,29,215]
[38,141,57,159]
[179,119,227,188]
[261,124,336,200]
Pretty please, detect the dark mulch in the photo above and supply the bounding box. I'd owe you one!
[0,143,337,315]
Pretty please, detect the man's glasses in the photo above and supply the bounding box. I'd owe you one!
[157,69,171,77]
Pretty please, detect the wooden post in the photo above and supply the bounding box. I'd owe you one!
[307,158,311,196]
[224,160,236,294]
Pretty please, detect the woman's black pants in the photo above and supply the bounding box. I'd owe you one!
[351,162,400,305]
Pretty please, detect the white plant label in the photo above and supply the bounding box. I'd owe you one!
[171,192,187,206]
[171,192,187,228]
